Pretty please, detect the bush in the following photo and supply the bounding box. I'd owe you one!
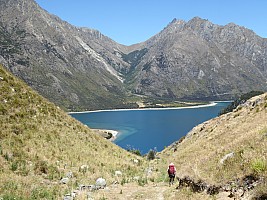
[147,148,157,160]
[126,145,142,156]
[219,91,264,116]
[138,177,148,186]
[251,159,266,174]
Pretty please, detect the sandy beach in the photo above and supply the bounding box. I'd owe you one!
[69,101,221,114]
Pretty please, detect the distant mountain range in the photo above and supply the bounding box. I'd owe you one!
[1,0,266,111]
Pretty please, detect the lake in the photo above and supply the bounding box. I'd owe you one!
[70,102,230,154]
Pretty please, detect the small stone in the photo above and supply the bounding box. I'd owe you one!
[60,177,69,184]
[66,171,73,178]
[80,164,89,171]
[115,170,122,176]
[220,152,235,164]
[133,159,139,164]
[63,194,73,200]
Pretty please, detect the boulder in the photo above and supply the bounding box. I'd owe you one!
[95,177,106,189]
[220,152,235,164]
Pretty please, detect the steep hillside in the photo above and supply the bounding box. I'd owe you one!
[153,92,267,199]
[126,18,267,100]
[0,64,147,199]
[80,93,267,200]
[0,0,133,111]
[1,63,266,199]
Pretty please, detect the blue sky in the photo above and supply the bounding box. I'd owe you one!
[36,0,267,45]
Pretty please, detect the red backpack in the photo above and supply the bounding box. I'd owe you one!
[168,165,175,174]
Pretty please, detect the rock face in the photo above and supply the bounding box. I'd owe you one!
[0,0,130,111]
[125,18,267,100]
[0,0,267,110]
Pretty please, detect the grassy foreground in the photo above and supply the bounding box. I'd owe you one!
[153,92,267,199]
[0,64,148,199]
[1,63,266,199]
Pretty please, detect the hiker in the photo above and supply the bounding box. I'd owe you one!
[167,163,176,185]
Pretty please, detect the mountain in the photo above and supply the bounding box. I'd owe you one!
[0,0,267,111]
[0,64,147,198]
[125,18,267,100]
[0,0,133,111]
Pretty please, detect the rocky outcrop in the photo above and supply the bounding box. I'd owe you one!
[177,175,263,199]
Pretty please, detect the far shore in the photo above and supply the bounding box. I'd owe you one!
[68,101,229,114]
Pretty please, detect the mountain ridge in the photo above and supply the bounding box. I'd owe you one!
[0,0,266,111]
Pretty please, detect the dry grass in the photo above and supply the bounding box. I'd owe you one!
[0,64,148,199]
[153,93,267,198]
[1,63,267,199]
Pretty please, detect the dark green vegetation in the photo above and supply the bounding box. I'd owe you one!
[219,91,264,115]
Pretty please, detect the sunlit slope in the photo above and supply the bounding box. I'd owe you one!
[0,64,146,199]
[153,93,267,198]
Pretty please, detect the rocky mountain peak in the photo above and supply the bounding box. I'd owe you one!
[0,0,266,110]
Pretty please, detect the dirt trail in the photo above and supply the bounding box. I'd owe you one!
[90,182,175,200]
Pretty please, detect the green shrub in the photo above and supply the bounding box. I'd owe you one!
[10,161,18,171]
[219,91,264,116]
[30,187,55,200]
[251,159,266,173]
[147,148,157,160]
[126,145,142,156]
[1,194,24,200]
[138,177,148,186]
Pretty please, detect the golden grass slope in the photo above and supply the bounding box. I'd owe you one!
[0,64,147,199]
[155,92,267,198]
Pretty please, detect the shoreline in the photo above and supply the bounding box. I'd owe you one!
[92,129,119,142]
[69,101,223,114]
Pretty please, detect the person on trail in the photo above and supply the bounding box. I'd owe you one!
[167,163,176,186]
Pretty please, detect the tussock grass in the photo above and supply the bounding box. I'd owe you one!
[0,64,148,198]
[153,93,267,198]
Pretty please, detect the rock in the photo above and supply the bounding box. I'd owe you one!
[66,171,73,178]
[133,159,139,164]
[115,170,122,176]
[80,164,89,171]
[95,178,106,189]
[63,194,73,200]
[145,167,153,176]
[220,152,235,164]
[87,192,94,200]
[60,177,70,184]
[78,184,95,191]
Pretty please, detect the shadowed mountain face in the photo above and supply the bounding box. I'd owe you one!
[1,0,267,110]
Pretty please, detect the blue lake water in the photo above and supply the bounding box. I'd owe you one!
[70,102,230,154]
